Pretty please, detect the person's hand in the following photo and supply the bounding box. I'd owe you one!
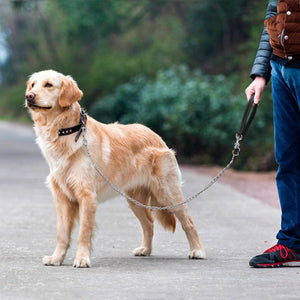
[245,76,266,104]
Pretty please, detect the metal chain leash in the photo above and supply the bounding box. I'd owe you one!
[82,127,242,211]
[81,95,257,211]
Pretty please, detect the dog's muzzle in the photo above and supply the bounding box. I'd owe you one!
[25,92,51,110]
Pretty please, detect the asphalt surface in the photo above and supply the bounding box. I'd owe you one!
[1,121,300,300]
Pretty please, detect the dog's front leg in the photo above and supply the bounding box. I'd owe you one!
[73,193,97,268]
[43,180,78,266]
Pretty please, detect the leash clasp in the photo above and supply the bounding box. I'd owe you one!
[232,133,243,157]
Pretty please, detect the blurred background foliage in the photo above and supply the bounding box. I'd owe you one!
[0,0,275,170]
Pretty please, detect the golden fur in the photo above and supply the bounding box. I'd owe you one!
[25,70,205,268]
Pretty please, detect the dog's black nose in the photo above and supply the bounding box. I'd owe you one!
[25,92,36,102]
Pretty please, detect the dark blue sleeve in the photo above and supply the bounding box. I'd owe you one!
[250,0,278,82]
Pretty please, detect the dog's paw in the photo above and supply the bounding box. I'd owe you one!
[189,248,206,259]
[43,256,63,266]
[73,257,91,268]
[133,247,151,256]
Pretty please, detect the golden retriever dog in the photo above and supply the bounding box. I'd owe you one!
[25,70,205,268]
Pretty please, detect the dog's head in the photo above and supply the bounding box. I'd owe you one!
[25,70,83,112]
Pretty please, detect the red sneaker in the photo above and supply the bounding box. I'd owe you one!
[249,244,300,268]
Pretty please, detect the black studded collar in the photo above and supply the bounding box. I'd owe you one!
[58,109,87,142]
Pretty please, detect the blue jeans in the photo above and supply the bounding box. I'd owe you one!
[271,60,300,249]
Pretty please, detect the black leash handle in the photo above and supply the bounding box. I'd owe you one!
[232,94,258,157]
[237,94,258,141]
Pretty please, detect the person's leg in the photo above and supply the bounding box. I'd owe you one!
[249,62,300,267]
[272,62,300,249]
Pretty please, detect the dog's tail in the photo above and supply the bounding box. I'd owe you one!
[151,194,176,233]
[154,210,176,233]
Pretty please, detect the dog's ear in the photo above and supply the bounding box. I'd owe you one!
[58,76,83,108]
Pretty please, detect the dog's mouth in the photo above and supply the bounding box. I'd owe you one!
[26,101,52,110]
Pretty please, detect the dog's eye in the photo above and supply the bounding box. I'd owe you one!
[31,83,35,88]
[45,83,53,88]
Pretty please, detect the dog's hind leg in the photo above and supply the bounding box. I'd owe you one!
[126,187,154,256]
[150,149,206,259]
[43,178,79,266]
[173,205,206,259]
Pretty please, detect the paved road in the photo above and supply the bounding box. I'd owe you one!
[0,122,299,300]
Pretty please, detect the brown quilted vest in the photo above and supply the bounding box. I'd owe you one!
[265,0,300,61]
